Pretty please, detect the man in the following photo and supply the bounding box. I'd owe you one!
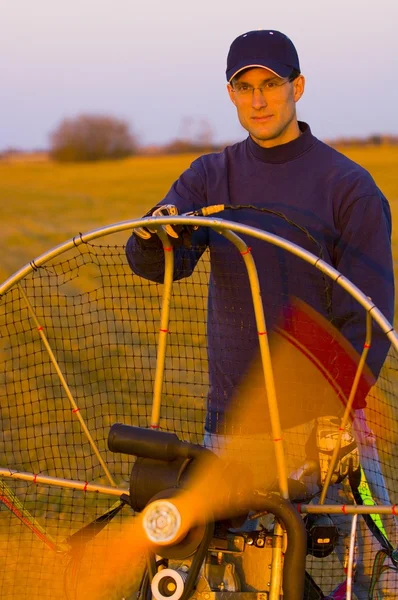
[126,30,396,599]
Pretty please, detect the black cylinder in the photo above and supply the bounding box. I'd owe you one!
[108,424,206,462]
[130,457,191,511]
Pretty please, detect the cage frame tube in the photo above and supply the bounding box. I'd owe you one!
[1,217,396,500]
[300,504,398,515]
[215,227,289,500]
[0,468,127,498]
[346,513,358,600]
[269,520,285,600]
[2,467,397,514]
[1,215,396,350]
[150,228,175,428]
[319,311,373,504]
[17,283,117,488]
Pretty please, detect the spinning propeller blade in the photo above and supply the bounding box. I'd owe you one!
[68,298,375,598]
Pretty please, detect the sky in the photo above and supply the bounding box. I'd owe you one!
[1,0,398,150]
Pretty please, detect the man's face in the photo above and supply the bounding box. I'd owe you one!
[227,67,305,148]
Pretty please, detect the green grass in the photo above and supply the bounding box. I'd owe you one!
[1,145,398,283]
[0,147,397,598]
[0,153,198,282]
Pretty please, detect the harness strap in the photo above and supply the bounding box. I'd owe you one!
[348,466,394,557]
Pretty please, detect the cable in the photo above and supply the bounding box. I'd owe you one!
[188,203,332,317]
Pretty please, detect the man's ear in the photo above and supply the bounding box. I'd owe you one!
[227,83,237,106]
[293,74,305,103]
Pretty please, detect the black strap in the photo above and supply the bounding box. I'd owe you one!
[64,497,129,599]
[304,570,325,599]
[66,498,127,548]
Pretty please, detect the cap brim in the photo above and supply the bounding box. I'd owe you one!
[226,59,292,82]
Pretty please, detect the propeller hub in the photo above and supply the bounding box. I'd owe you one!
[143,499,183,545]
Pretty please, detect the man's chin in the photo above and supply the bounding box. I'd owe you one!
[247,120,281,139]
[249,127,281,144]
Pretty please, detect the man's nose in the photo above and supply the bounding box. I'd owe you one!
[251,88,267,109]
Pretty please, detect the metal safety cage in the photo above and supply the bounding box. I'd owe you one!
[0,214,397,600]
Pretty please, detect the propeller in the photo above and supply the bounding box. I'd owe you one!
[22,299,378,598]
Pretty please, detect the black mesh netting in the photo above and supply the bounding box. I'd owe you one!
[0,233,397,600]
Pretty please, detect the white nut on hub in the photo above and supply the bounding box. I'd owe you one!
[142,499,182,545]
[151,568,188,600]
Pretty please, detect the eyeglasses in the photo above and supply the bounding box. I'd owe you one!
[231,77,293,98]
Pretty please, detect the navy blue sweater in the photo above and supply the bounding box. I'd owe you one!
[126,123,394,433]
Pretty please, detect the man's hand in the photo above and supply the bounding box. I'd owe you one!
[134,205,195,248]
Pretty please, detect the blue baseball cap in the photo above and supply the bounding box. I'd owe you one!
[226,30,300,82]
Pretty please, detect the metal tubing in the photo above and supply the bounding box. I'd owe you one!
[215,227,289,500]
[17,283,117,488]
[319,311,372,504]
[301,504,398,515]
[269,520,285,600]
[252,492,306,600]
[1,216,396,353]
[0,468,127,497]
[150,228,174,428]
[346,514,358,600]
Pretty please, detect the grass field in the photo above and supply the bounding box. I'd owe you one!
[1,145,398,285]
[0,146,398,598]
[0,153,194,283]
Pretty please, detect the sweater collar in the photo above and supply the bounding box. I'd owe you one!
[247,122,317,164]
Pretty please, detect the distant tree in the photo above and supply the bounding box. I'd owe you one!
[367,134,382,146]
[49,114,137,162]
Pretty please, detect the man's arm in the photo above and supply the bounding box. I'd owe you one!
[125,162,209,283]
[331,191,395,381]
